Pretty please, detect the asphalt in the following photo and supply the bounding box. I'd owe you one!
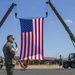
[0,69,75,75]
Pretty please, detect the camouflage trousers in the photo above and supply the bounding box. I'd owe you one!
[5,63,15,75]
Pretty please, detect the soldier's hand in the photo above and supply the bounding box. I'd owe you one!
[16,46,19,49]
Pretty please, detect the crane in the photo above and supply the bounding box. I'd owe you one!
[46,0,75,69]
[46,0,75,47]
[0,3,17,28]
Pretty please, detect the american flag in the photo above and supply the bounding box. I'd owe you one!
[19,18,44,60]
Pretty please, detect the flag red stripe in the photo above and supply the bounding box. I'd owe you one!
[23,33,26,59]
[27,32,30,59]
[35,19,37,60]
[31,32,33,59]
[38,18,40,60]
[20,33,23,59]
[42,18,44,60]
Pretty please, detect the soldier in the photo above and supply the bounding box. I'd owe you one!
[3,35,19,75]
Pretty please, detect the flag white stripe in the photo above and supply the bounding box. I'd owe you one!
[25,33,28,59]
[33,19,35,59]
[29,32,32,59]
[22,33,24,60]
[36,19,38,59]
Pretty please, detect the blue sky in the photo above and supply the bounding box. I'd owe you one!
[0,0,75,58]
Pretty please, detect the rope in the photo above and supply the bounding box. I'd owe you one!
[14,1,48,19]
[45,1,48,17]
[14,5,17,18]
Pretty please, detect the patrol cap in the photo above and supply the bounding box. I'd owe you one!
[7,35,15,40]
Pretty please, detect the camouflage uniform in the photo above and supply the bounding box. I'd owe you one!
[3,42,16,75]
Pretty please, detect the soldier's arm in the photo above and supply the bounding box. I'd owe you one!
[7,43,19,55]
[10,47,18,55]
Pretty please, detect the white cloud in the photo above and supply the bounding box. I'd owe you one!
[65,19,73,24]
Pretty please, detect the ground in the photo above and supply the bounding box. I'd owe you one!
[0,69,75,75]
[2,64,62,69]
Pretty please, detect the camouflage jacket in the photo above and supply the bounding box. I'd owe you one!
[3,42,16,65]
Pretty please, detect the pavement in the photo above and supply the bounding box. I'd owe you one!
[0,69,75,75]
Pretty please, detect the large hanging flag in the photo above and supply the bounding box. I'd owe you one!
[19,18,44,60]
